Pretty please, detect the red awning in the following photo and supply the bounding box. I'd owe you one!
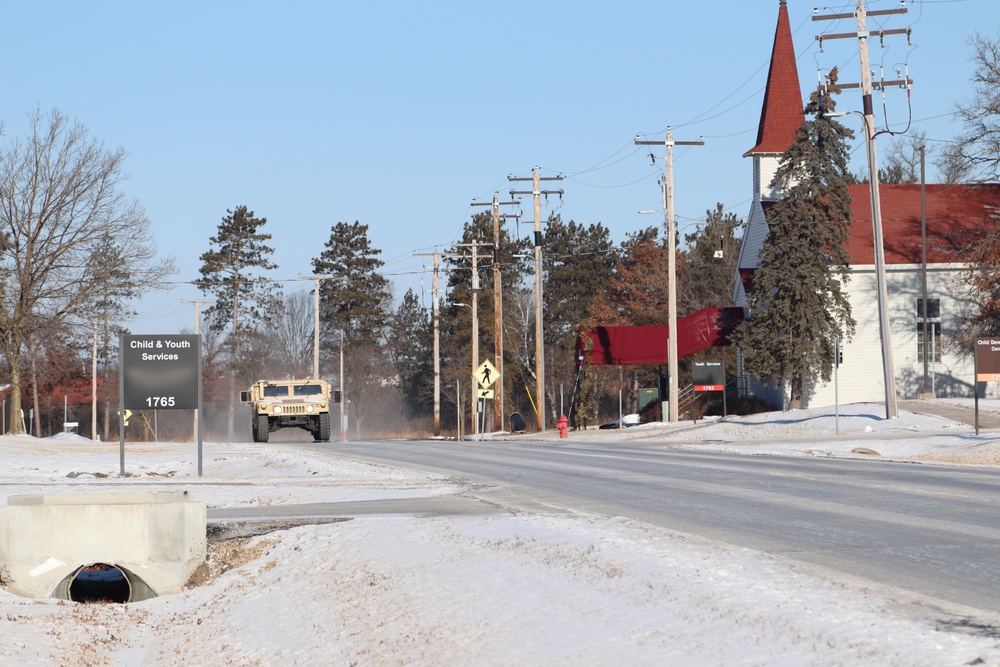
[578,307,744,366]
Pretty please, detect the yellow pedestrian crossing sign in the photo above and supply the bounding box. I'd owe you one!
[476,360,499,389]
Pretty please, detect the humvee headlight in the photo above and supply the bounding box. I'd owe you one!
[273,406,282,414]
[306,405,314,413]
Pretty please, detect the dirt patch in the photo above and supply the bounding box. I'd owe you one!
[916,451,1000,466]
[188,518,350,588]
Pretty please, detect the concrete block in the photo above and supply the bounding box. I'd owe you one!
[0,491,206,602]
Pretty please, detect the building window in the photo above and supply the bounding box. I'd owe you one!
[916,298,941,363]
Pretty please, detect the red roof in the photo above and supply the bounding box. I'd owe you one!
[846,183,1000,265]
[744,1,804,157]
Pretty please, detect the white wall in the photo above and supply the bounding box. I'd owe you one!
[802,262,993,407]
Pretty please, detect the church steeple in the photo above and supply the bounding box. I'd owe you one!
[744,0,804,200]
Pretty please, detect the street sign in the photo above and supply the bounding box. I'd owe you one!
[119,333,205,477]
[476,359,499,389]
[122,334,201,409]
[477,388,494,400]
[693,360,724,392]
[974,337,1000,435]
[976,337,1000,382]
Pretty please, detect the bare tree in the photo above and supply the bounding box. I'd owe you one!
[881,129,931,184]
[270,289,313,378]
[948,31,1000,182]
[0,108,174,434]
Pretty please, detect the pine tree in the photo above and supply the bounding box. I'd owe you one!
[678,204,744,315]
[312,221,393,437]
[198,205,280,335]
[197,205,279,438]
[387,288,434,417]
[312,221,392,347]
[542,215,617,422]
[730,86,856,408]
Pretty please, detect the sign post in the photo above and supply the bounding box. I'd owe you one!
[120,334,203,475]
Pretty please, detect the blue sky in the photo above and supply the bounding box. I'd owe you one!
[2,0,993,335]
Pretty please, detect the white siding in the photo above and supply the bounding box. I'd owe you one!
[750,154,784,202]
[801,263,997,407]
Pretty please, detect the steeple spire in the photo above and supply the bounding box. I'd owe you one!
[744,0,804,157]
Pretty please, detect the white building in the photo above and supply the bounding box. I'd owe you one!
[734,1,1000,409]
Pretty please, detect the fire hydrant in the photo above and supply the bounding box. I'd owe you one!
[556,415,569,439]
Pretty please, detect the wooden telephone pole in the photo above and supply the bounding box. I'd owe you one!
[509,167,564,431]
[471,193,520,431]
[635,129,704,422]
[814,0,912,418]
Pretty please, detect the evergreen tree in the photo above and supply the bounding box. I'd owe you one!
[542,215,617,422]
[197,204,279,438]
[678,204,744,315]
[313,221,392,347]
[198,205,280,335]
[730,85,856,409]
[387,288,434,417]
[544,216,619,335]
[312,221,393,437]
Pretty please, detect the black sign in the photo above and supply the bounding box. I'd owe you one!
[121,334,201,410]
[693,360,724,392]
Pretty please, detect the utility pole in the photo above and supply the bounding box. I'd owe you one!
[339,329,346,441]
[471,192,520,431]
[814,0,911,419]
[509,167,564,431]
[295,274,341,380]
[181,299,215,442]
[91,319,98,441]
[413,248,442,436]
[920,144,931,397]
[635,129,704,422]
[451,240,490,436]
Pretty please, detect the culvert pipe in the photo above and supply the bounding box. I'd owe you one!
[67,564,131,603]
[51,563,159,603]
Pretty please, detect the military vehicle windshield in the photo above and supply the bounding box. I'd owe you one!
[263,386,289,397]
[293,384,324,396]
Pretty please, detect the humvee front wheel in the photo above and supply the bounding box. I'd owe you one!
[254,414,270,443]
[316,413,331,442]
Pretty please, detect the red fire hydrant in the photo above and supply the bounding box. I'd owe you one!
[556,415,569,439]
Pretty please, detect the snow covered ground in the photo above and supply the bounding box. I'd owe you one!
[2,402,1000,666]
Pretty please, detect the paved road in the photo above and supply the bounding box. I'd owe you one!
[306,439,1000,617]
